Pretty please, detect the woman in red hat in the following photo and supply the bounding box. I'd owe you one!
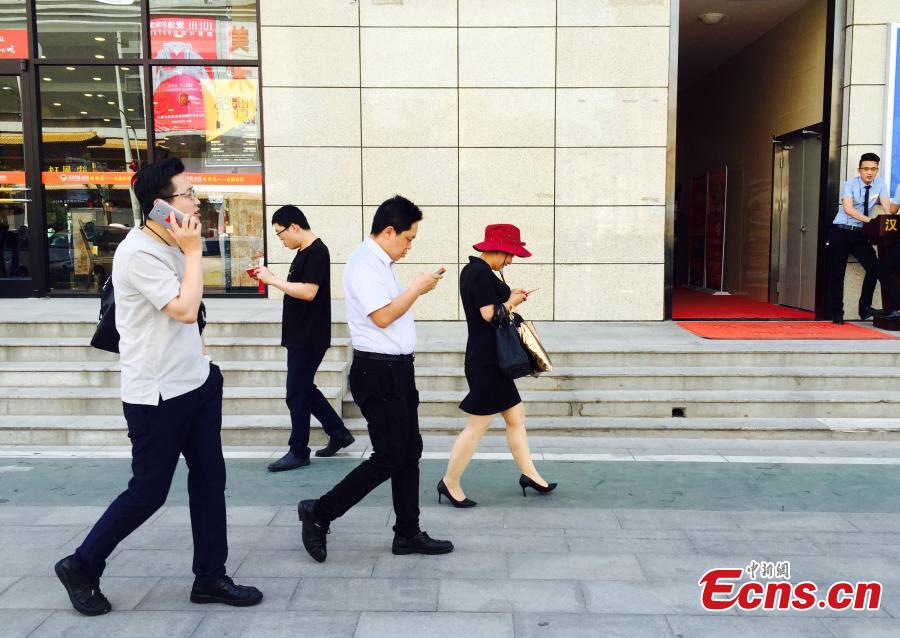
[437,224,556,507]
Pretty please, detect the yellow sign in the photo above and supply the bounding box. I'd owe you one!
[203,79,257,142]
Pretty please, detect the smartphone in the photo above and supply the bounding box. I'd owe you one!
[147,198,185,229]
[526,288,539,294]
[435,267,447,275]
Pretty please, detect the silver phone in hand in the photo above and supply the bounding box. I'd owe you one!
[147,198,185,229]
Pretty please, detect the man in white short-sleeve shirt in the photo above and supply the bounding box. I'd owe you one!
[55,158,262,616]
[297,195,454,562]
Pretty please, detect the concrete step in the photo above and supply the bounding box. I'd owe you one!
[0,386,342,416]
[0,361,347,388]
[3,415,899,446]
[0,337,352,363]
[408,366,900,392]
[342,389,900,419]
[0,320,350,339]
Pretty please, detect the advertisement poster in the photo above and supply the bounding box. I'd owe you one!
[0,29,27,59]
[688,175,708,288]
[705,168,728,291]
[205,78,260,167]
[884,24,900,202]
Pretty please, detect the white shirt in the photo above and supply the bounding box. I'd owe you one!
[112,228,210,405]
[343,237,416,355]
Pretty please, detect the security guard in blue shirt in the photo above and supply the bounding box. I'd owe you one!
[827,152,895,323]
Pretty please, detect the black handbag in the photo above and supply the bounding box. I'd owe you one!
[89,277,207,354]
[493,303,532,379]
[90,276,119,353]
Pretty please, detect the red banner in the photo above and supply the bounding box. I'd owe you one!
[0,29,27,59]
[41,171,261,187]
[0,171,26,185]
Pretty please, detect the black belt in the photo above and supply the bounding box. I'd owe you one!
[834,223,863,231]
[353,349,414,363]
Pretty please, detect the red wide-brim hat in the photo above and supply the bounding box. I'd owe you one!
[473,223,532,258]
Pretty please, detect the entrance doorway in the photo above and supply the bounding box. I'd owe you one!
[0,61,41,297]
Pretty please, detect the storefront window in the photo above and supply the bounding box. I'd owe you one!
[39,65,147,292]
[153,64,262,293]
[150,0,258,61]
[0,77,29,279]
[36,0,142,59]
[0,0,28,59]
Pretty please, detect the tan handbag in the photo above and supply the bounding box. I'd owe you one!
[513,312,553,376]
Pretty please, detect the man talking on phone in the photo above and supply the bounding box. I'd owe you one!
[54,158,263,615]
[297,195,454,562]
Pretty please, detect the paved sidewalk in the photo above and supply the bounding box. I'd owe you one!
[1,436,900,637]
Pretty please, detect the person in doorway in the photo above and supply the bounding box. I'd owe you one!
[828,152,894,324]
[54,158,263,616]
[251,205,355,472]
[438,224,556,508]
[297,195,453,562]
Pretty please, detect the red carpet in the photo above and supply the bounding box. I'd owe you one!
[672,287,814,319]
[677,321,896,340]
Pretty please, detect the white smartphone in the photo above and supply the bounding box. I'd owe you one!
[435,266,447,275]
[147,198,185,229]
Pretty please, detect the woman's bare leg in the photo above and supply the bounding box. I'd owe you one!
[501,402,547,487]
[442,414,494,500]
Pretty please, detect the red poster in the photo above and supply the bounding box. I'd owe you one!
[151,17,218,60]
[705,169,727,291]
[0,29,28,59]
[688,175,707,287]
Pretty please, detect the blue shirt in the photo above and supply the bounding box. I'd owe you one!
[833,175,889,227]
[893,183,900,206]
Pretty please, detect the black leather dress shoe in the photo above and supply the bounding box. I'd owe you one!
[832,317,845,325]
[54,555,111,616]
[859,306,882,321]
[392,531,454,556]
[315,433,355,458]
[190,575,263,606]
[298,499,329,562]
[267,450,310,472]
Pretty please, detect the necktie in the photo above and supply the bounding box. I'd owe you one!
[864,184,871,217]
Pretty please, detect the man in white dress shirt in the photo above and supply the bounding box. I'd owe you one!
[297,195,454,561]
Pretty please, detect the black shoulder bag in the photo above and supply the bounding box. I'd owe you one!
[493,303,532,379]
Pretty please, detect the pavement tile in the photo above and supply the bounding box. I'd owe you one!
[0,547,65,577]
[0,575,159,611]
[442,531,570,554]
[372,552,508,579]
[191,611,360,637]
[29,610,205,638]
[730,512,859,532]
[354,611,514,638]
[0,525,84,548]
[568,535,694,555]
[508,552,643,580]
[135,577,297,612]
[501,507,621,530]
[0,507,51,525]
[290,577,438,612]
[636,555,757,581]
[781,555,900,585]
[0,609,53,638]
[665,615,840,637]
[685,530,824,556]
[0,577,16,597]
[235,550,377,578]
[515,612,674,637]
[104,549,248,578]
[152,506,279,527]
[268,505,391,528]
[841,513,900,533]
[615,509,738,531]
[116,526,195,551]
[34,506,121,526]
[582,579,736,616]
[822,617,900,636]
[438,578,584,613]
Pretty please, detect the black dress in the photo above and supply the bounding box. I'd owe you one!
[458,256,522,415]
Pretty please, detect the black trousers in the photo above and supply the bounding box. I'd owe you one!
[828,226,880,319]
[877,242,900,310]
[315,356,422,538]
[286,347,349,457]
[74,364,227,584]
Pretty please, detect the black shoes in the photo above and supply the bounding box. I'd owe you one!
[190,576,263,607]
[392,531,454,555]
[55,555,111,616]
[519,474,558,497]
[859,306,883,321]
[298,499,330,562]
[315,433,355,457]
[267,450,310,472]
[832,317,845,325]
[437,479,477,508]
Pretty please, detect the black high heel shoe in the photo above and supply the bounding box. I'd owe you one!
[437,480,477,508]
[519,474,557,497]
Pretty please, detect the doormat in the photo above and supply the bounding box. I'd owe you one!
[672,287,815,319]
[676,321,897,340]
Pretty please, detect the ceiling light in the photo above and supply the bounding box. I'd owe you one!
[103,118,111,122]
[121,67,130,71]
[127,107,134,112]
[52,102,61,106]
[84,93,93,97]
[80,111,88,115]
[94,37,106,42]
[698,12,724,25]
[65,66,75,71]
[42,77,51,82]
[93,77,102,81]
[107,101,115,105]
[95,54,105,59]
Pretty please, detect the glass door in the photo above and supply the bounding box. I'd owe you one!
[0,63,39,296]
